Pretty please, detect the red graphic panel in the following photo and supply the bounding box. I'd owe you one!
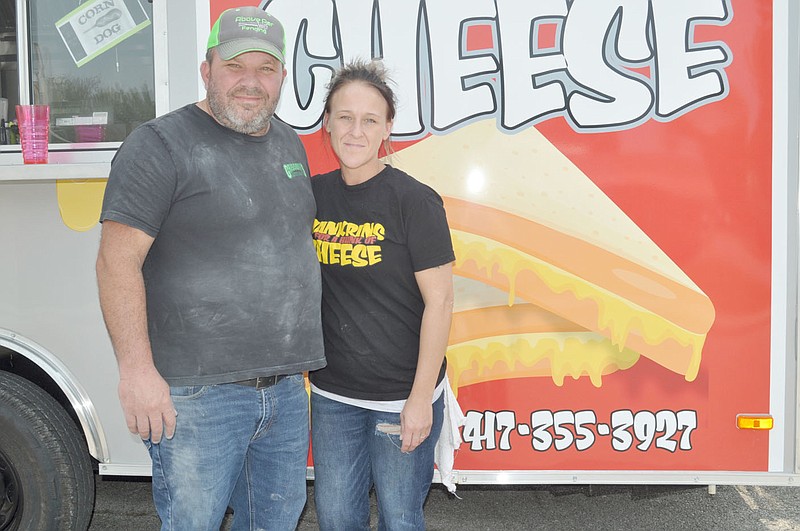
[208,0,774,472]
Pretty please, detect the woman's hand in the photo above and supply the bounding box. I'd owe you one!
[399,394,433,452]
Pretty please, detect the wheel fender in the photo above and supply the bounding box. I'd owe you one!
[0,327,109,463]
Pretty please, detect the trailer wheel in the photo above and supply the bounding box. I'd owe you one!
[0,371,95,530]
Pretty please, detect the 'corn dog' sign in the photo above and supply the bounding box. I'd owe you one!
[55,0,151,67]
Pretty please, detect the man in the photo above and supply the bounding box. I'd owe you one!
[96,7,324,530]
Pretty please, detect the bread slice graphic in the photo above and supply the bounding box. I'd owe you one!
[393,120,715,389]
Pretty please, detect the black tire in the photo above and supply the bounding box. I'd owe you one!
[0,371,95,530]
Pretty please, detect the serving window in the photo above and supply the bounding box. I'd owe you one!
[0,0,155,156]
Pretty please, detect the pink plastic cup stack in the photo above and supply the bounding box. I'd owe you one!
[16,104,50,164]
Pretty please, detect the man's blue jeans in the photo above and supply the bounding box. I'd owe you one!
[310,392,444,531]
[144,374,309,531]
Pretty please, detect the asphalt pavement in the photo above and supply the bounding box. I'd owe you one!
[87,475,800,530]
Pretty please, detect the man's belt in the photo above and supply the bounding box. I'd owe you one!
[232,374,288,389]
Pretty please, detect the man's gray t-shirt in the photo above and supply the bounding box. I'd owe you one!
[101,104,325,385]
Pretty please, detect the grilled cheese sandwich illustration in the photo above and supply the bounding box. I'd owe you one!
[394,120,715,392]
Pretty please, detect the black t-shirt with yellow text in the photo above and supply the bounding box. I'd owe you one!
[310,165,455,400]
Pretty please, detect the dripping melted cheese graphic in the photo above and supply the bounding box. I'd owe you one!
[393,120,715,393]
[56,180,107,232]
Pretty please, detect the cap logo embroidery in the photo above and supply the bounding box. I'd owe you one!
[235,16,273,35]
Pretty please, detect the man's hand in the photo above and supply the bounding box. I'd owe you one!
[399,395,433,453]
[97,221,173,442]
[118,366,176,443]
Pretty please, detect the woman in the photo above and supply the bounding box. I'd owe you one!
[309,59,455,530]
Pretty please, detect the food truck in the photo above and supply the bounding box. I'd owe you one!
[0,0,798,528]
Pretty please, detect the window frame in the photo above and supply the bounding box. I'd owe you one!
[0,0,169,168]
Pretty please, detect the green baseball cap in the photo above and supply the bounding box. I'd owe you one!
[207,7,286,63]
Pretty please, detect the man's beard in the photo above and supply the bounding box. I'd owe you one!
[206,81,278,135]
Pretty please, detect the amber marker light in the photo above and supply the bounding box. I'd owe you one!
[736,414,774,430]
